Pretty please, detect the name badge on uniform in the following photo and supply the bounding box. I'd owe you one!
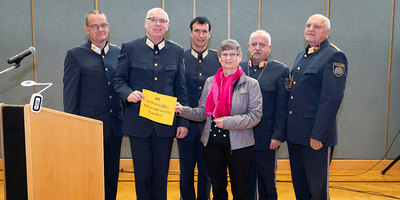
[333,62,345,77]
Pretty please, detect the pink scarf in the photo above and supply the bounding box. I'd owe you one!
[205,65,243,118]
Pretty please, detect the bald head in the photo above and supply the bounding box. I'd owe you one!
[304,14,331,46]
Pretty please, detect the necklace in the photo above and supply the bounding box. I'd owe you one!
[248,62,268,81]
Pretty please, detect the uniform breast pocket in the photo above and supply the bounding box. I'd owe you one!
[303,68,319,74]
[165,64,177,71]
[164,64,177,77]
[131,63,148,70]
[302,68,319,82]
[80,67,103,84]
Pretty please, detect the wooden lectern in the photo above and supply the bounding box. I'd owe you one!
[0,104,104,200]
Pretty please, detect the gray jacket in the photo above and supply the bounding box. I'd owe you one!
[180,73,263,150]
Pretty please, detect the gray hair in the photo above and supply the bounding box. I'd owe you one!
[249,30,271,45]
[146,7,169,22]
[218,39,242,55]
[309,14,330,30]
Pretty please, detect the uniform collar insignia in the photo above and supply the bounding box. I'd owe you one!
[91,42,109,55]
[146,38,165,50]
[249,58,268,68]
[307,44,320,54]
[191,48,208,60]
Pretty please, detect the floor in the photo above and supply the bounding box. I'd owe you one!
[0,169,398,199]
[115,169,400,200]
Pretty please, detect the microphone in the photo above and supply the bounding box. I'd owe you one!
[7,47,36,64]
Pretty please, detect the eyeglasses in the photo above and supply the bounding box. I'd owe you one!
[220,53,238,58]
[87,23,109,30]
[146,17,168,24]
[250,42,267,48]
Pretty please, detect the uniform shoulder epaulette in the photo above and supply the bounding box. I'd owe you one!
[210,49,218,52]
[168,40,183,49]
[273,60,287,67]
[330,43,341,52]
[109,43,120,48]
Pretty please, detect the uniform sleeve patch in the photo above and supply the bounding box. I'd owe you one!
[333,62,345,77]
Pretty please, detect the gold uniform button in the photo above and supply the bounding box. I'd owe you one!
[108,82,111,85]
[199,86,202,90]
[110,109,113,113]
[293,81,296,85]
[289,111,292,115]
[199,60,202,63]
[290,96,294,99]
[304,54,307,58]
[253,69,257,72]
[154,77,158,81]
[155,51,158,54]
[199,73,202,77]
[105,68,108,71]
[154,63,158,67]
[109,96,112,99]
[102,55,105,58]
[297,67,301,70]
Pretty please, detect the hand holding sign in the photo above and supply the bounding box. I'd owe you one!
[139,89,177,126]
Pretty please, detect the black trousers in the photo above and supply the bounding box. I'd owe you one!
[104,133,122,200]
[178,129,211,200]
[129,131,174,200]
[288,143,334,200]
[248,149,278,200]
[203,142,253,200]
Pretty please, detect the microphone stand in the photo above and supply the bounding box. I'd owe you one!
[0,61,21,76]
[381,154,400,175]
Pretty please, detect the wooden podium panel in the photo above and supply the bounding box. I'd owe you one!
[1,104,104,200]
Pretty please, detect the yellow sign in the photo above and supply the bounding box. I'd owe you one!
[139,89,177,126]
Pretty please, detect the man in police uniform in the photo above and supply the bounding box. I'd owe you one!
[286,14,348,200]
[240,30,289,200]
[178,16,219,200]
[63,10,123,200]
[112,7,189,200]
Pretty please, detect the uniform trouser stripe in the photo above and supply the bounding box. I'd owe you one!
[326,146,331,200]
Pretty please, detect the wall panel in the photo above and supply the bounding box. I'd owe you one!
[261,0,326,72]
[230,0,259,61]
[388,0,400,159]
[331,0,392,158]
[164,0,193,49]
[0,0,34,106]
[196,0,228,50]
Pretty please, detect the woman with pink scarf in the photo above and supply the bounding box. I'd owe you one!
[175,39,263,200]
